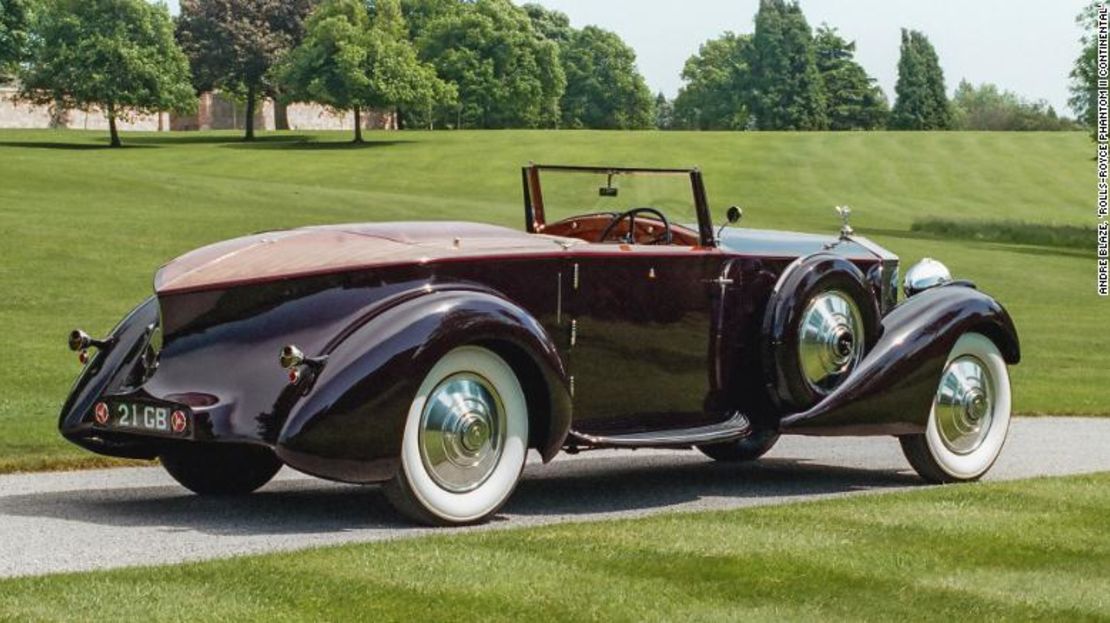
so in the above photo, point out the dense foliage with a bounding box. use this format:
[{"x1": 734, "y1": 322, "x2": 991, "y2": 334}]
[
  {"x1": 407, "y1": 0, "x2": 564, "y2": 129},
  {"x1": 814, "y1": 25, "x2": 887, "y2": 130},
  {"x1": 890, "y1": 29, "x2": 951, "y2": 130},
  {"x1": 654, "y1": 93, "x2": 674, "y2": 130},
  {"x1": 0, "y1": 0, "x2": 33, "y2": 82},
  {"x1": 746, "y1": 0, "x2": 827, "y2": 130},
  {"x1": 279, "y1": 0, "x2": 451, "y2": 140},
  {"x1": 17, "y1": 0, "x2": 194, "y2": 147},
  {"x1": 558, "y1": 25, "x2": 654, "y2": 129},
  {"x1": 952, "y1": 81, "x2": 1075, "y2": 131},
  {"x1": 175, "y1": 0, "x2": 316, "y2": 140},
  {"x1": 673, "y1": 33, "x2": 752, "y2": 130},
  {"x1": 521, "y1": 4, "x2": 653, "y2": 130},
  {"x1": 4, "y1": 0, "x2": 1079, "y2": 134},
  {"x1": 1069, "y1": 2, "x2": 1099, "y2": 135}
]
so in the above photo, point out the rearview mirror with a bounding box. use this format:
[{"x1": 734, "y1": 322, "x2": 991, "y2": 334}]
[{"x1": 599, "y1": 186, "x2": 619, "y2": 198}]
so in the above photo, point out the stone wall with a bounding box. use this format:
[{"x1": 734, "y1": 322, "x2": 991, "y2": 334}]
[
  {"x1": 0, "y1": 87, "x2": 395, "y2": 132},
  {"x1": 169, "y1": 92, "x2": 272, "y2": 131},
  {"x1": 284, "y1": 102, "x2": 397, "y2": 131},
  {"x1": 0, "y1": 85, "x2": 169, "y2": 130}
]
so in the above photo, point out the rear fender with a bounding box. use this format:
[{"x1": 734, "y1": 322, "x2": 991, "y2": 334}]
[
  {"x1": 58, "y1": 296, "x2": 162, "y2": 458},
  {"x1": 276, "y1": 287, "x2": 571, "y2": 484},
  {"x1": 780, "y1": 285, "x2": 1019, "y2": 435}
]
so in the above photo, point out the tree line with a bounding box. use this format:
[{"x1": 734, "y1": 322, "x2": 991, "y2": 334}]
[{"x1": 0, "y1": 0, "x2": 1087, "y2": 147}]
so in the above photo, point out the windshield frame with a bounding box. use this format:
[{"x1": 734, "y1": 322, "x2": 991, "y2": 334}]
[{"x1": 522, "y1": 164, "x2": 716, "y2": 247}]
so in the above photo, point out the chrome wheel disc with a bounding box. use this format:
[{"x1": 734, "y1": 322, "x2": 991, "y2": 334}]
[
  {"x1": 935, "y1": 355, "x2": 995, "y2": 455},
  {"x1": 418, "y1": 373, "x2": 506, "y2": 493},
  {"x1": 798, "y1": 291, "x2": 865, "y2": 392}
]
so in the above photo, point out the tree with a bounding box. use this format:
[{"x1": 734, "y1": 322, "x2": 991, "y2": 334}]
[
  {"x1": 397, "y1": 0, "x2": 456, "y2": 40},
  {"x1": 813, "y1": 25, "x2": 887, "y2": 130},
  {"x1": 414, "y1": 0, "x2": 565, "y2": 129},
  {"x1": 18, "y1": 0, "x2": 194, "y2": 147},
  {"x1": 522, "y1": 4, "x2": 652, "y2": 130},
  {"x1": 279, "y1": 0, "x2": 451, "y2": 141},
  {"x1": 0, "y1": 0, "x2": 34, "y2": 82},
  {"x1": 890, "y1": 29, "x2": 951, "y2": 130},
  {"x1": 673, "y1": 32, "x2": 752, "y2": 130},
  {"x1": 952, "y1": 80, "x2": 1075, "y2": 131},
  {"x1": 746, "y1": 0, "x2": 826, "y2": 130},
  {"x1": 521, "y1": 2, "x2": 572, "y2": 45},
  {"x1": 654, "y1": 93, "x2": 674, "y2": 130},
  {"x1": 176, "y1": 0, "x2": 315, "y2": 141},
  {"x1": 558, "y1": 25, "x2": 654, "y2": 129},
  {"x1": 1070, "y1": 2, "x2": 1099, "y2": 134}
]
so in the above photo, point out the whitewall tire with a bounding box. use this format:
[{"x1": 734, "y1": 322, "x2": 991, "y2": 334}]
[
  {"x1": 383, "y1": 346, "x2": 529, "y2": 526},
  {"x1": 901, "y1": 333, "x2": 1012, "y2": 483}
]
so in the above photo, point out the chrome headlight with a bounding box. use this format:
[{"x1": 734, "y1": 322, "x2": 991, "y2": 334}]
[{"x1": 903, "y1": 258, "x2": 952, "y2": 298}]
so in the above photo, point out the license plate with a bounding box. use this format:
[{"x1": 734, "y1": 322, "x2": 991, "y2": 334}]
[{"x1": 94, "y1": 400, "x2": 192, "y2": 437}]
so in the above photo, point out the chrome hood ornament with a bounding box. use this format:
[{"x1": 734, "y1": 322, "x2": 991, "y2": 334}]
[{"x1": 835, "y1": 205, "x2": 854, "y2": 239}]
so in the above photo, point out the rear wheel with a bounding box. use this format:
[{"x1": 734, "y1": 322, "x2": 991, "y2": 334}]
[
  {"x1": 161, "y1": 444, "x2": 282, "y2": 496},
  {"x1": 900, "y1": 333, "x2": 1012, "y2": 483},
  {"x1": 383, "y1": 346, "x2": 529, "y2": 526},
  {"x1": 697, "y1": 429, "x2": 780, "y2": 463}
]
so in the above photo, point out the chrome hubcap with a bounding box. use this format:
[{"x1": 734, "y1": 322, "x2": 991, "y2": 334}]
[
  {"x1": 935, "y1": 355, "x2": 995, "y2": 455},
  {"x1": 419, "y1": 373, "x2": 505, "y2": 493},
  {"x1": 798, "y1": 291, "x2": 865, "y2": 392}
]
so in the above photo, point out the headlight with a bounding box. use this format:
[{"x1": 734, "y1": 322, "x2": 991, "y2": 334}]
[{"x1": 903, "y1": 258, "x2": 952, "y2": 298}]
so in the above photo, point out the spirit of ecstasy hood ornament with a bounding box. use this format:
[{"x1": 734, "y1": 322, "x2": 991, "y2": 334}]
[{"x1": 835, "y1": 205, "x2": 854, "y2": 239}]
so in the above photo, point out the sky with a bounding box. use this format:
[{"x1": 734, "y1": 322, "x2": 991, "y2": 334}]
[{"x1": 160, "y1": 0, "x2": 1089, "y2": 115}]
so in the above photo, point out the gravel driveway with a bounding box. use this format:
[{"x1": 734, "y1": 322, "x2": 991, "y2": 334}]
[{"x1": 1, "y1": 416, "x2": 1107, "y2": 578}]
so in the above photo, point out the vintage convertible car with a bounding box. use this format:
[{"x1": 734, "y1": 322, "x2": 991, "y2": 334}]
[{"x1": 61, "y1": 165, "x2": 1019, "y2": 525}]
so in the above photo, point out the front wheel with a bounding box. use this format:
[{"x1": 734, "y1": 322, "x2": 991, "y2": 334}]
[
  {"x1": 161, "y1": 444, "x2": 282, "y2": 496},
  {"x1": 383, "y1": 346, "x2": 529, "y2": 526},
  {"x1": 900, "y1": 333, "x2": 1012, "y2": 483}
]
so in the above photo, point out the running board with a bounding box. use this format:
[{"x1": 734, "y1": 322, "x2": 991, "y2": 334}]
[{"x1": 568, "y1": 412, "x2": 752, "y2": 449}]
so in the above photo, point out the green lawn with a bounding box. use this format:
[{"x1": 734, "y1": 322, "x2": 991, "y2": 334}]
[
  {"x1": 0, "y1": 129, "x2": 1104, "y2": 474},
  {"x1": 1, "y1": 473, "x2": 1107, "y2": 621}
]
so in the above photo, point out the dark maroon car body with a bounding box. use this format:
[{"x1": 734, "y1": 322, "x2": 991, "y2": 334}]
[{"x1": 60, "y1": 165, "x2": 1020, "y2": 487}]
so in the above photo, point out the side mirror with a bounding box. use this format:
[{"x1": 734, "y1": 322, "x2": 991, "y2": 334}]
[{"x1": 717, "y1": 206, "x2": 743, "y2": 243}]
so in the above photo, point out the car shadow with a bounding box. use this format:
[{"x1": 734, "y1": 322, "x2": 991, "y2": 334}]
[
  {"x1": 506, "y1": 455, "x2": 920, "y2": 517},
  {"x1": 0, "y1": 455, "x2": 922, "y2": 537}
]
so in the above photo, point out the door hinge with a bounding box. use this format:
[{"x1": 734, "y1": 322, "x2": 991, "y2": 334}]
[
  {"x1": 570, "y1": 319, "x2": 578, "y2": 347},
  {"x1": 556, "y1": 272, "x2": 563, "y2": 324},
  {"x1": 573, "y1": 263, "x2": 580, "y2": 290}
]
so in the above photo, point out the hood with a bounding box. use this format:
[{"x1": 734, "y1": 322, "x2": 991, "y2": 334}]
[
  {"x1": 155, "y1": 222, "x2": 571, "y2": 295},
  {"x1": 718, "y1": 228, "x2": 886, "y2": 261}
]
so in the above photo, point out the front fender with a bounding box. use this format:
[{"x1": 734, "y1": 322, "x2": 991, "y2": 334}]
[
  {"x1": 780, "y1": 285, "x2": 1019, "y2": 435},
  {"x1": 276, "y1": 286, "x2": 571, "y2": 484}
]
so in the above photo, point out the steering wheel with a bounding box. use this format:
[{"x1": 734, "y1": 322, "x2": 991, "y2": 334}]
[{"x1": 597, "y1": 207, "x2": 673, "y2": 245}]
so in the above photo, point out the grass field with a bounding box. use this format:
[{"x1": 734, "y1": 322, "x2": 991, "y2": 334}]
[
  {"x1": 1, "y1": 473, "x2": 1106, "y2": 621},
  {"x1": 0, "y1": 129, "x2": 1104, "y2": 473}
]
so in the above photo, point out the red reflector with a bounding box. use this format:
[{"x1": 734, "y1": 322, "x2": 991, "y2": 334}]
[
  {"x1": 93, "y1": 402, "x2": 109, "y2": 425},
  {"x1": 288, "y1": 368, "x2": 301, "y2": 385},
  {"x1": 171, "y1": 410, "x2": 187, "y2": 433},
  {"x1": 78, "y1": 350, "x2": 89, "y2": 365}
]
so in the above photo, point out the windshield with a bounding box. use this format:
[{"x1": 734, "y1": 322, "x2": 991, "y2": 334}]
[{"x1": 535, "y1": 169, "x2": 701, "y2": 230}]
